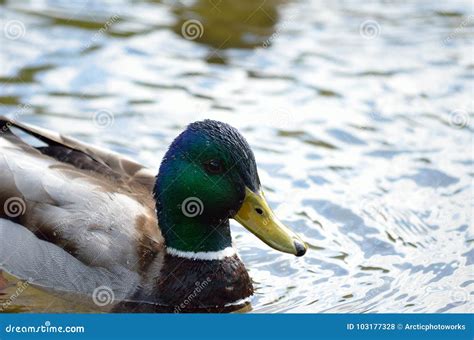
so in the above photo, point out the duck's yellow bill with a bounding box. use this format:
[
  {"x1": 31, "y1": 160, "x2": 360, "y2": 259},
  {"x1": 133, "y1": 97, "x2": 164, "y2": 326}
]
[{"x1": 234, "y1": 187, "x2": 307, "y2": 257}]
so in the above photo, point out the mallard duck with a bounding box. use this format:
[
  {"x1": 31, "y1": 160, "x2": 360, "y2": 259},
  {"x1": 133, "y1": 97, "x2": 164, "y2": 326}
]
[{"x1": 0, "y1": 116, "x2": 306, "y2": 312}]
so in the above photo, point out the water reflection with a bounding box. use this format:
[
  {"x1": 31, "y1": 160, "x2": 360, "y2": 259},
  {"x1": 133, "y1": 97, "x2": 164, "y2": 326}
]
[
  {"x1": 172, "y1": 0, "x2": 282, "y2": 57},
  {"x1": 0, "y1": 0, "x2": 472, "y2": 313}
]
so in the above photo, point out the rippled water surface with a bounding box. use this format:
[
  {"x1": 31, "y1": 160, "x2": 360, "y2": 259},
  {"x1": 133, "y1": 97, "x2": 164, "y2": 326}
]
[{"x1": 0, "y1": 0, "x2": 473, "y2": 313}]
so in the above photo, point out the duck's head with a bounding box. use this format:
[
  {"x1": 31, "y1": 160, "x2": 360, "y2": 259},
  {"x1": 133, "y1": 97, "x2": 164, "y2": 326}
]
[{"x1": 154, "y1": 120, "x2": 306, "y2": 257}]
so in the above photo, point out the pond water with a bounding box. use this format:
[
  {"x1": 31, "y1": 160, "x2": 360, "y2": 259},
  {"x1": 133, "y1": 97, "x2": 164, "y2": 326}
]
[{"x1": 0, "y1": 0, "x2": 472, "y2": 313}]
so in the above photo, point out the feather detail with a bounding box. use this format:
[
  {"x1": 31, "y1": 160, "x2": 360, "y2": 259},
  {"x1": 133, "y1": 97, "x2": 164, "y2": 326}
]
[
  {"x1": 0, "y1": 219, "x2": 141, "y2": 309},
  {"x1": 0, "y1": 116, "x2": 156, "y2": 191},
  {"x1": 0, "y1": 115, "x2": 164, "y2": 298}
]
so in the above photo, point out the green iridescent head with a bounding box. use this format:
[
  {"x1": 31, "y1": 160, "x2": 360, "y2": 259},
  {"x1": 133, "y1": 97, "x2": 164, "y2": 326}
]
[{"x1": 154, "y1": 120, "x2": 306, "y2": 256}]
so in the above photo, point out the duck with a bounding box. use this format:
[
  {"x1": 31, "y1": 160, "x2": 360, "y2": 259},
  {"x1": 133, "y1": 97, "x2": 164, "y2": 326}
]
[{"x1": 0, "y1": 116, "x2": 306, "y2": 312}]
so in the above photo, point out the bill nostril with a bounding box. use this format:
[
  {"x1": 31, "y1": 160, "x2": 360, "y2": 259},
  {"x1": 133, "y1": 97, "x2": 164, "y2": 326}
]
[{"x1": 255, "y1": 208, "x2": 263, "y2": 215}]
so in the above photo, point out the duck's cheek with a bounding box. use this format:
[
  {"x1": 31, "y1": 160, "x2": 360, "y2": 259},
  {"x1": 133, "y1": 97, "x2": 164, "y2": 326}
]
[
  {"x1": 198, "y1": 183, "x2": 241, "y2": 216},
  {"x1": 199, "y1": 198, "x2": 236, "y2": 220}
]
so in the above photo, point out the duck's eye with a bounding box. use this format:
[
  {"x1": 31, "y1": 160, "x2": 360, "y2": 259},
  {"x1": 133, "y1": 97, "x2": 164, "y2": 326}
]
[{"x1": 204, "y1": 159, "x2": 224, "y2": 175}]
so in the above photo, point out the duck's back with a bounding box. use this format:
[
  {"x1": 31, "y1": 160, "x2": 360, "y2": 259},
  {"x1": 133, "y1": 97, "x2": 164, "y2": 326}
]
[{"x1": 0, "y1": 117, "x2": 164, "y2": 306}]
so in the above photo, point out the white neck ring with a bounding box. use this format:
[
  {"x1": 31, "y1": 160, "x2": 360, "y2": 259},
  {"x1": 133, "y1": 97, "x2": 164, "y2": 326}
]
[{"x1": 166, "y1": 246, "x2": 236, "y2": 261}]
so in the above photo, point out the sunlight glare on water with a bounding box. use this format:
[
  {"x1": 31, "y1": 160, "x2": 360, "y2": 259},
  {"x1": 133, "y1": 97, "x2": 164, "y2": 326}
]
[{"x1": 0, "y1": 0, "x2": 472, "y2": 313}]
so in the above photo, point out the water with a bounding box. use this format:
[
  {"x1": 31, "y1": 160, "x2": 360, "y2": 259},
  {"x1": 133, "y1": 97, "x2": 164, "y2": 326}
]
[{"x1": 0, "y1": 0, "x2": 472, "y2": 313}]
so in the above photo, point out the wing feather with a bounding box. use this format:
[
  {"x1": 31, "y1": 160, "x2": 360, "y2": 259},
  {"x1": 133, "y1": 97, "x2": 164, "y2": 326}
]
[
  {"x1": 0, "y1": 116, "x2": 156, "y2": 191},
  {"x1": 0, "y1": 219, "x2": 140, "y2": 307},
  {"x1": 0, "y1": 116, "x2": 163, "y2": 274}
]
